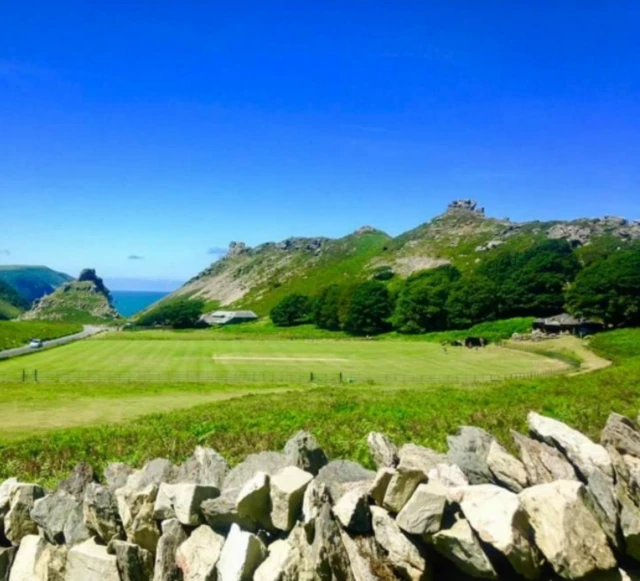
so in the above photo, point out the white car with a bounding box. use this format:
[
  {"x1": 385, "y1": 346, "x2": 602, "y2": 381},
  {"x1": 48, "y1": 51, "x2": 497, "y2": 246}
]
[{"x1": 29, "y1": 339, "x2": 43, "y2": 349}]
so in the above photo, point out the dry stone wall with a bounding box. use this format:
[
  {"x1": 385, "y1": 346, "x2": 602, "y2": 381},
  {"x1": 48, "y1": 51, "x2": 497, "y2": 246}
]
[{"x1": 1, "y1": 412, "x2": 640, "y2": 580}]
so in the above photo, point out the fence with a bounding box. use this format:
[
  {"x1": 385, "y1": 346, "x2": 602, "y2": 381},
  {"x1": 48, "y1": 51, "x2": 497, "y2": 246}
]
[{"x1": 0, "y1": 368, "x2": 566, "y2": 386}]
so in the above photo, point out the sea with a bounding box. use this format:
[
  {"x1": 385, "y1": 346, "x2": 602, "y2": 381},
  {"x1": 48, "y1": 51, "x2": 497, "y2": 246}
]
[{"x1": 110, "y1": 290, "x2": 169, "y2": 317}]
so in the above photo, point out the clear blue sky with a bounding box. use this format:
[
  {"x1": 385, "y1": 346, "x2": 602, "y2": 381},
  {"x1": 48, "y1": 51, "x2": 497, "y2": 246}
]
[{"x1": 1, "y1": 2, "x2": 639, "y2": 289}]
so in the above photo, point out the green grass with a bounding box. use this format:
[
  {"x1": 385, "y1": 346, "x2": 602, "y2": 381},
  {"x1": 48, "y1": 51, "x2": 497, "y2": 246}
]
[
  {"x1": 0, "y1": 299, "x2": 23, "y2": 321},
  {"x1": 0, "y1": 328, "x2": 637, "y2": 487},
  {"x1": 0, "y1": 330, "x2": 564, "y2": 384},
  {"x1": 0, "y1": 321, "x2": 83, "y2": 351}
]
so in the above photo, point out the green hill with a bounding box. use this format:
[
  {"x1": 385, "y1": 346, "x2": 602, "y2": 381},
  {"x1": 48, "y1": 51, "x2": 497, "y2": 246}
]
[
  {"x1": 0, "y1": 279, "x2": 29, "y2": 319},
  {"x1": 21, "y1": 269, "x2": 120, "y2": 323},
  {"x1": 0, "y1": 265, "x2": 73, "y2": 304},
  {"x1": 148, "y1": 200, "x2": 640, "y2": 317}
]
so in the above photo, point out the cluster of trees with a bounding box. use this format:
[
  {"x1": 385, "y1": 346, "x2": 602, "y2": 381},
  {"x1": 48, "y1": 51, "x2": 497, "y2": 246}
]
[
  {"x1": 136, "y1": 298, "x2": 205, "y2": 329},
  {"x1": 270, "y1": 240, "x2": 640, "y2": 335}
]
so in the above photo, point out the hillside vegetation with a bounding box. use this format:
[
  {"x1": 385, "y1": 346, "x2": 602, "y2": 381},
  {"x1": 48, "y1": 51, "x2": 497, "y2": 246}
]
[
  {"x1": 0, "y1": 327, "x2": 637, "y2": 485},
  {"x1": 0, "y1": 279, "x2": 29, "y2": 319},
  {"x1": 21, "y1": 268, "x2": 120, "y2": 323},
  {"x1": 146, "y1": 200, "x2": 640, "y2": 323},
  {"x1": 0, "y1": 321, "x2": 82, "y2": 350},
  {"x1": 0, "y1": 265, "x2": 72, "y2": 304}
]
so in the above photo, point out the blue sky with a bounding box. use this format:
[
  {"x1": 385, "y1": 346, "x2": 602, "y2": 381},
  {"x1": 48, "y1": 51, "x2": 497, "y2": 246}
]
[{"x1": 1, "y1": 2, "x2": 639, "y2": 289}]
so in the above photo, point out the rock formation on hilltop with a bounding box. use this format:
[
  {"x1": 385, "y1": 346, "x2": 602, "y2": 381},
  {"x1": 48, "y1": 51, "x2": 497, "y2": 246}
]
[{"x1": 21, "y1": 269, "x2": 119, "y2": 322}]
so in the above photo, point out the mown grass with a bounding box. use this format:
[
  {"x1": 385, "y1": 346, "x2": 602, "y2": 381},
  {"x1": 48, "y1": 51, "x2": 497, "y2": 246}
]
[
  {"x1": 0, "y1": 321, "x2": 83, "y2": 351},
  {"x1": 0, "y1": 329, "x2": 637, "y2": 487},
  {"x1": 0, "y1": 332, "x2": 563, "y2": 385}
]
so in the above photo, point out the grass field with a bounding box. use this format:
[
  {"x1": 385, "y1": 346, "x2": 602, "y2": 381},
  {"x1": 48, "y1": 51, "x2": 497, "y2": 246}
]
[
  {"x1": 0, "y1": 321, "x2": 83, "y2": 351},
  {"x1": 0, "y1": 329, "x2": 636, "y2": 487},
  {"x1": 0, "y1": 330, "x2": 567, "y2": 384}
]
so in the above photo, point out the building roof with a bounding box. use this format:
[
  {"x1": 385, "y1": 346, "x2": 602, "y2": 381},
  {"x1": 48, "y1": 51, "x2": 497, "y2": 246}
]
[
  {"x1": 534, "y1": 313, "x2": 599, "y2": 326},
  {"x1": 200, "y1": 310, "x2": 258, "y2": 324}
]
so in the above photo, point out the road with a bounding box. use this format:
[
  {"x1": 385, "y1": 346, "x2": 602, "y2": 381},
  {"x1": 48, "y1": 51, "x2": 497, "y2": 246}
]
[{"x1": 0, "y1": 325, "x2": 105, "y2": 360}]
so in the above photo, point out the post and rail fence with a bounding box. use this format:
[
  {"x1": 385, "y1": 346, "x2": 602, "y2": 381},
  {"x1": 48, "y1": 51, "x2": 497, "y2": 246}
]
[{"x1": 0, "y1": 367, "x2": 566, "y2": 386}]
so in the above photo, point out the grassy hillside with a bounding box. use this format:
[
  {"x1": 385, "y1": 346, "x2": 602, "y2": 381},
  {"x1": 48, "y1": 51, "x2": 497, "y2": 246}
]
[
  {"x1": 0, "y1": 321, "x2": 82, "y2": 350},
  {"x1": 0, "y1": 328, "x2": 637, "y2": 485},
  {"x1": 0, "y1": 279, "x2": 29, "y2": 319},
  {"x1": 0, "y1": 265, "x2": 72, "y2": 303},
  {"x1": 154, "y1": 201, "x2": 640, "y2": 318}
]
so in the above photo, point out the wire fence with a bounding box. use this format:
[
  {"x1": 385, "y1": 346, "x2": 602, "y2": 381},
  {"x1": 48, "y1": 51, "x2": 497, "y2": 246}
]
[{"x1": 0, "y1": 368, "x2": 566, "y2": 385}]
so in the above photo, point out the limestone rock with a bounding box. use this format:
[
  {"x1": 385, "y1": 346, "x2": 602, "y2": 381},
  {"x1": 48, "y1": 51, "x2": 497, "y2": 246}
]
[
  {"x1": 0, "y1": 479, "x2": 18, "y2": 543},
  {"x1": 382, "y1": 467, "x2": 427, "y2": 514},
  {"x1": 175, "y1": 446, "x2": 229, "y2": 488},
  {"x1": 61, "y1": 503, "x2": 91, "y2": 547},
  {"x1": 301, "y1": 480, "x2": 330, "y2": 524},
  {"x1": 270, "y1": 467, "x2": 313, "y2": 532},
  {"x1": 432, "y1": 518, "x2": 497, "y2": 579},
  {"x1": 450, "y1": 484, "x2": 541, "y2": 580},
  {"x1": 447, "y1": 426, "x2": 525, "y2": 490},
  {"x1": 315, "y1": 461, "x2": 375, "y2": 503},
  {"x1": 4, "y1": 484, "x2": 45, "y2": 545},
  {"x1": 216, "y1": 524, "x2": 267, "y2": 581},
  {"x1": 426, "y1": 463, "x2": 468, "y2": 488},
  {"x1": 306, "y1": 503, "x2": 354, "y2": 581},
  {"x1": 368, "y1": 468, "x2": 394, "y2": 507},
  {"x1": 30, "y1": 491, "x2": 89, "y2": 547},
  {"x1": 107, "y1": 540, "x2": 154, "y2": 581},
  {"x1": 83, "y1": 483, "x2": 122, "y2": 544},
  {"x1": 601, "y1": 412, "x2": 640, "y2": 458},
  {"x1": 154, "y1": 483, "x2": 219, "y2": 526},
  {"x1": 201, "y1": 493, "x2": 256, "y2": 535},
  {"x1": 511, "y1": 431, "x2": 578, "y2": 485},
  {"x1": 65, "y1": 537, "x2": 120, "y2": 581},
  {"x1": 105, "y1": 463, "x2": 135, "y2": 492},
  {"x1": 222, "y1": 452, "x2": 288, "y2": 495},
  {"x1": 31, "y1": 491, "x2": 79, "y2": 544},
  {"x1": 176, "y1": 525, "x2": 224, "y2": 581},
  {"x1": 332, "y1": 481, "x2": 371, "y2": 533},
  {"x1": 519, "y1": 480, "x2": 616, "y2": 580},
  {"x1": 0, "y1": 547, "x2": 17, "y2": 581},
  {"x1": 153, "y1": 518, "x2": 187, "y2": 581},
  {"x1": 367, "y1": 433, "x2": 398, "y2": 469},
  {"x1": 608, "y1": 447, "x2": 640, "y2": 561},
  {"x1": 253, "y1": 539, "x2": 300, "y2": 581},
  {"x1": 283, "y1": 431, "x2": 328, "y2": 476},
  {"x1": 396, "y1": 482, "x2": 446, "y2": 536},
  {"x1": 370, "y1": 506, "x2": 430, "y2": 581},
  {"x1": 528, "y1": 412, "x2": 618, "y2": 544},
  {"x1": 397, "y1": 444, "x2": 447, "y2": 477},
  {"x1": 126, "y1": 459, "x2": 178, "y2": 492},
  {"x1": 236, "y1": 472, "x2": 271, "y2": 530},
  {"x1": 57, "y1": 463, "x2": 97, "y2": 501},
  {"x1": 486, "y1": 440, "x2": 529, "y2": 492},
  {"x1": 34, "y1": 543, "x2": 68, "y2": 581},
  {"x1": 7, "y1": 535, "x2": 45, "y2": 581},
  {"x1": 116, "y1": 484, "x2": 160, "y2": 554},
  {"x1": 339, "y1": 530, "x2": 389, "y2": 581}
]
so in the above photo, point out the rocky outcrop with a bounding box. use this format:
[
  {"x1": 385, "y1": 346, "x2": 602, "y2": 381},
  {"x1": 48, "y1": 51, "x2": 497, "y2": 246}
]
[
  {"x1": 21, "y1": 268, "x2": 119, "y2": 321},
  {"x1": 2, "y1": 411, "x2": 640, "y2": 580}
]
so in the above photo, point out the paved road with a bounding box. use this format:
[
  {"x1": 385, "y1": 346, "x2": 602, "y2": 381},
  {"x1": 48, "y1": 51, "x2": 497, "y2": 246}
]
[{"x1": 0, "y1": 325, "x2": 105, "y2": 360}]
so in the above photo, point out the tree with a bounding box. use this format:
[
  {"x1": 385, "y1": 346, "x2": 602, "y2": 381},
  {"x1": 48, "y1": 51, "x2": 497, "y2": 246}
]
[
  {"x1": 343, "y1": 281, "x2": 393, "y2": 335},
  {"x1": 478, "y1": 240, "x2": 580, "y2": 317},
  {"x1": 137, "y1": 298, "x2": 205, "y2": 328},
  {"x1": 446, "y1": 275, "x2": 499, "y2": 329},
  {"x1": 313, "y1": 285, "x2": 343, "y2": 330},
  {"x1": 392, "y1": 265, "x2": 460, "y2": 333},
  {"x1": 566, "y1": 249, "x2": 640, "y2": 327},
  {"x1": 271, "y1": 294, "x2": 312, "y2": 327}
]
